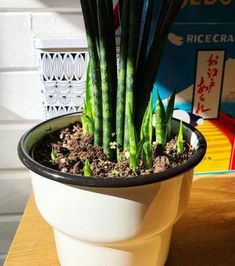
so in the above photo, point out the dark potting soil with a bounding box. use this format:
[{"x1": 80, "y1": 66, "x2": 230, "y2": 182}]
[{"x1": 33, "y1": 122, "x2": 195, "y2": 178}]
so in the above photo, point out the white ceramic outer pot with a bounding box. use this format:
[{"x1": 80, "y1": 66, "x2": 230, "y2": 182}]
[{"x1": 18, "y1": 113, "x2": 206, "y2": 266}]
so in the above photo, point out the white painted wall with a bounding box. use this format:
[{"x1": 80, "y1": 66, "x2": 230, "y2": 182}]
[{"x1": 0, "y1": 1, "x2": 86, "y2": 264}]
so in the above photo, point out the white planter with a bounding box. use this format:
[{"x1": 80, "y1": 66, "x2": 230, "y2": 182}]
[
  {"x1": 35, "y1": 38, "x2": 88, "y2": 119},
  {"x1": 18, "y1": 113, "x2": 206, "y2": 266}
]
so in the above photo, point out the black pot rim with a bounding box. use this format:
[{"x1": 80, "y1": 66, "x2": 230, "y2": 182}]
[{"x1": 18, "y1": 113, "x2": 207, "y2": 188}]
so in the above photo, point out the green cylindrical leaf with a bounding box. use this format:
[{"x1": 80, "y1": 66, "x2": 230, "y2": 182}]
[
  {"x1": 137, "y1": 0, "x2": 154, "y2": 71},
  {"x1": 116, "y1": 0, "x2": 130, "y2": 160},
  {"x1": 135, "y1": 0, "x2": 183, "y2": 131},
  {"x1": 81, "y1": 114, "x2": 89, "y2": 134},
  {"x1": 82, "y1": 115, "x2": 94, "y2": 134},
  {"x1": 166, "y1": 89, "x2": 176, "y2": 139},
  {"x1": 83, "y1": 159, "x2": 93, "y2": 177},
  {"x1": 86, "y1": 60, "x2": 95, "y2": 119},
  {"x1": 140, "y1": 94, "x2": 153, "y2": 143},
  {"x1": 88, "y1": 0, "x2": 100, "y2": 53},
  {"x1": 143, "y1": 141, "x2": 152, "y2": 169},
  {"x1": 82, "y1": 60, "x2": 95, "y2": 134},
  {"x1": 155, "y1": 90, "x2": 167, "y2": 147},
  {"x1": 118, "y1": 0, "x2": 123, "y2": 16},
  {"x1": 136, "y1": 138, "x2": 145, "y2": 160},
  {"x1": 177, "y1": 120, "x2": 184, "y2": 154},
  {"x1": 97, "y1": 0, "x2": 116, "y2": 157},
  {"x1": 50, "y1": 147, "x2": 57, "y2": 161},
  {"x1": 105, "y1": 0, "x2": 117, "y2": 131},
  {"x1": 81, "y1": 0, "x2": 102, "y2": 146},
  {"x1": 124, "y1": 0, "x2": 144, "y2": 151},
  {"x1": 128, "y1": 103, "x2": 138, "y2": 170}
]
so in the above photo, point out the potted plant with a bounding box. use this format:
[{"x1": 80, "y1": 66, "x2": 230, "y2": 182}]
[{"x1": 18, "y1": 1, "x2": 206, "y2": 266}]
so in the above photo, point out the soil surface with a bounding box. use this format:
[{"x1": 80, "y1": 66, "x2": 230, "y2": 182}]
[{"x1": 33, "y1": 122, "x2": 195, "y2": 178}]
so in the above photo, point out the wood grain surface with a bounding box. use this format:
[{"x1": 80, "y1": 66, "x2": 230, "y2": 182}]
[{"x1": 4, "y1": 174, "x2": 235, "y2": 266}]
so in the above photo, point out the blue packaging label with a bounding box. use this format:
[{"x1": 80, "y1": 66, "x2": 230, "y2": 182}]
[{"x1": 153, "y1": 8, "x2": 235, "y2": 119}]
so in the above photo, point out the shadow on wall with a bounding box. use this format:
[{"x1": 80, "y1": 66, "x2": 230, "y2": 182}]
[
  {"x1": 33, "y1": 1, "x2": 85, "y2": 42},
  {"x1": 38, "y1": 0, "x2": 81, "y2": 10},
  {"x1": 0, "y1": 106, "x2": 25, "y2": 120}
]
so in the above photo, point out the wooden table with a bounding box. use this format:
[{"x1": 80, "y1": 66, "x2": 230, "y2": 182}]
[{"x1": 4, "y1": 174, "x2": 235, "y2": 266}]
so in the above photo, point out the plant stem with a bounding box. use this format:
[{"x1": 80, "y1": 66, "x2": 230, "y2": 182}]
[
  {"x1": 81, "y1": 0, "x2": 102, "y2": 146},
  {"x1": 116, "y1": 0, "x2": 130, "y2": 160}
]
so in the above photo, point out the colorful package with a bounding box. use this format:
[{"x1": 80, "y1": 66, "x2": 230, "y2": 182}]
[{"x1": 154, "y1": 1, "x2": 235, "y2": 173}]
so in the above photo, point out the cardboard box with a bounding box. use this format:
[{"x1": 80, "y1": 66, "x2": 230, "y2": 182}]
[{"x1": 154, "y1": 1, "x2": 235, "y2": 172}]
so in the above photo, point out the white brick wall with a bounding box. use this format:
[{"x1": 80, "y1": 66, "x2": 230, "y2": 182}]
[
  {"x1": 0, "y1": 1, "x2": 85, "y2": 264},
  {"x1": 0, "y1": 13, "x2": 33, "y2": 69},
  {"x1": 32, "y1": 13, "x2": 85, "y2": 38},
  {"x1": 0, "y1": 0, "x2": 81, "y2": 11},
  {"x1": 0, "y1": 72, "x2": 43, "y2": 120}
]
